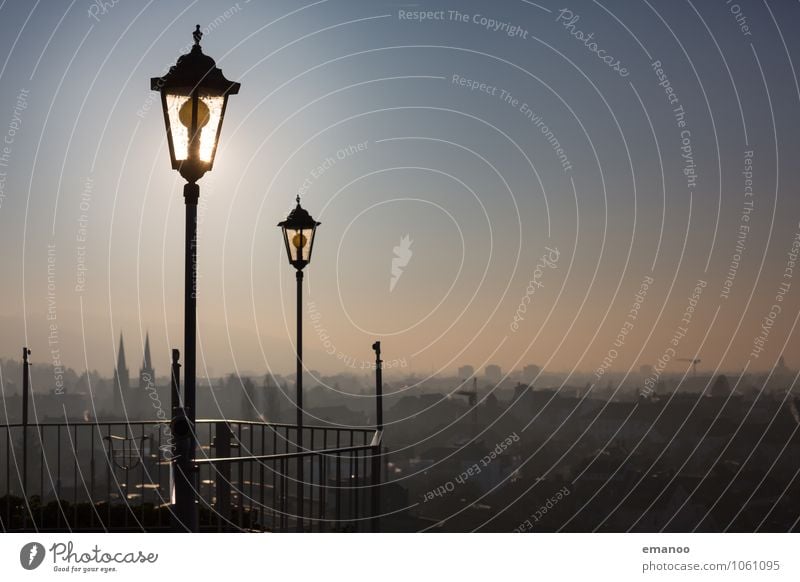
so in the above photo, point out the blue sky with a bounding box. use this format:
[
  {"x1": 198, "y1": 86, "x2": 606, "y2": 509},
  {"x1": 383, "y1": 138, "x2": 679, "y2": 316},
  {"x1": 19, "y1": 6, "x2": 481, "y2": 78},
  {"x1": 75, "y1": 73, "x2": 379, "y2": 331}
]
[{"x1": 0, "y1": 0, "x2": 799, "y2": 383}]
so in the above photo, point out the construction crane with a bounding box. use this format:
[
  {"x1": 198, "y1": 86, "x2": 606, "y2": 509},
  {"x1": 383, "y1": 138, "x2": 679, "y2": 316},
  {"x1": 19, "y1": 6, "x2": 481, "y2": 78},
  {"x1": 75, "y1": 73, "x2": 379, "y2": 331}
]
[
  {"x1": 456, "y1": 377, "x2": 479, "y2": 426},
  {"x1": 677, "y1": 358, "x2": 701, "y2": 377}
]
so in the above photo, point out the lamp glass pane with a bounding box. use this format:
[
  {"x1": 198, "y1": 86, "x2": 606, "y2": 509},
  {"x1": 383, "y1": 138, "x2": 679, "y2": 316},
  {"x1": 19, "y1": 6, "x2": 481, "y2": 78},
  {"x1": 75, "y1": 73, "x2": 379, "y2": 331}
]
[
  {"x1": 165, "y1": 93, "x2": 224, "y2": 164},
  {"x1": 165, "y1": 93, "x2": 191, "y2": 161},
  {"x1": 198, "y1": 94, "x2": 224, "y2": 163},
  {"x1": 289, "y1": 227, "x2": 315, "y2": 263}
]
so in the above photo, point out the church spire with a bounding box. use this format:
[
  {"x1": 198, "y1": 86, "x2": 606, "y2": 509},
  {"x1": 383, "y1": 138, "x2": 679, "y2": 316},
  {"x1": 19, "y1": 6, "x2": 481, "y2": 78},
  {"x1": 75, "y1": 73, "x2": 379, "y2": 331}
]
[
  {"x1": 142, "y1": 332, "x2": 152, "y2": 370},
  {"x1": 139, "y1": 331, "x2": 155, "y2": 400},
  {"x1": 113, "y1": 332, "x2": 131, "y2": 414},
  {"x1": 117, "y1": 333, "x2": 128, "y2": 374}
]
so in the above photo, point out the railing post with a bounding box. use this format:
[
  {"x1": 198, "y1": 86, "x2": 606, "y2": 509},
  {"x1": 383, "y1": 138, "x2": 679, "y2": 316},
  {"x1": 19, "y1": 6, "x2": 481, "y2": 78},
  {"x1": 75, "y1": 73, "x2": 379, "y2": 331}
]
[
  {"x1": 169, "y1": 349, "x2": 180, "y2": 514},
  {"x1": 170, "y1": 349, "x2": 181, "y2": 416},
  {"x1": 21, "y1": 346, "x2": 30, "y2": 526},
  {"x1": 214, "y1": 421, "x2": 232, "y2": 530},
  {"x1": 372, "y1": 341, "x2": 383, "y2": 431},
  {"x1": 371, "y1": 341, "x2": 383, "y2": 532}
]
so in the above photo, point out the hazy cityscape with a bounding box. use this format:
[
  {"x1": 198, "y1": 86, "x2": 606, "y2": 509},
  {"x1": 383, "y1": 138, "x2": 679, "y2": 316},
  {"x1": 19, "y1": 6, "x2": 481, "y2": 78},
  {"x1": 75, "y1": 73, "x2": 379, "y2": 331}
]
[{"x1": 3, "y1": 341, "x2": 797, "y2": 532}]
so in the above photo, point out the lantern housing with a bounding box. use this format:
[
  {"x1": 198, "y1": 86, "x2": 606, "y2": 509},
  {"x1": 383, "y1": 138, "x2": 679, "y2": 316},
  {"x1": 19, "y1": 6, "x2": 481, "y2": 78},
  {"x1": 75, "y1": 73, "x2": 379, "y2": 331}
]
[
  {"x1": 150, "y1": 25, "x2": 240, "y2": 183},
  {"x1": 278, "y1": 196, "x2": 320, "y2": 270}
]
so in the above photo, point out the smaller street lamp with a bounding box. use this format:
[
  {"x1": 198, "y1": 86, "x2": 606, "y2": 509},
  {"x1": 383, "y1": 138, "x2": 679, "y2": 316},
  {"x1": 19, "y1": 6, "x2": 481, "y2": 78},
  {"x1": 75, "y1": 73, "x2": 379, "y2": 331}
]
[{"x1": 278, "y1": 195, "x2": 320, "y2": 530}]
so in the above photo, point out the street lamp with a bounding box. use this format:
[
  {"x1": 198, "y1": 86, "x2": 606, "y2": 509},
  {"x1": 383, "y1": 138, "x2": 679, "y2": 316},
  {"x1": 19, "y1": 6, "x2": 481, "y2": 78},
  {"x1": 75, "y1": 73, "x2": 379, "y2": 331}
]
[
  {"x1": 278, "y1": 195, "x2": 320, "y2": 530},
  {"x1": 151, "y1": 25, "x2": 240, "y2": 532}
]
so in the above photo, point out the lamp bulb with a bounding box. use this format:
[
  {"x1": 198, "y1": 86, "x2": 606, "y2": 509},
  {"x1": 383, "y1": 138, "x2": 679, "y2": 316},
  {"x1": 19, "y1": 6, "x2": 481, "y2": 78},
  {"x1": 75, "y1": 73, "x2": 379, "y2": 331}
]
[
  {"x1": 178, "y1": 98, "x2": 210, "y2": 129},
  {"x1": 292, "y1": 232, "x2": 307, "y2": 249}
]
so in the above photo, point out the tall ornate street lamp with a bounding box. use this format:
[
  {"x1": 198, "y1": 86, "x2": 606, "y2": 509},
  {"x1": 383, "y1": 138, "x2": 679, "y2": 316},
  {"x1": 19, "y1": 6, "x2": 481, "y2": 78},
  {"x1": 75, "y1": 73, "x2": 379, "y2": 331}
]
[
  {"x1": 278, "y1": 195, "x2": 320, "y2": 530},
  {"x1": 151, "y1": 25, "x2": 240, "y2": 531}
]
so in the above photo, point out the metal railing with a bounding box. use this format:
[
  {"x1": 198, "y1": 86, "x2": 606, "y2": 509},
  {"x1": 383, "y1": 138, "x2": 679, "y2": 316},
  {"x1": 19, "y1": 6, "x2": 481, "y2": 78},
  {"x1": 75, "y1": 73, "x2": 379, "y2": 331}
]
[{"x1": 0, "y1": 419, "x2": 381, "y2": 532}]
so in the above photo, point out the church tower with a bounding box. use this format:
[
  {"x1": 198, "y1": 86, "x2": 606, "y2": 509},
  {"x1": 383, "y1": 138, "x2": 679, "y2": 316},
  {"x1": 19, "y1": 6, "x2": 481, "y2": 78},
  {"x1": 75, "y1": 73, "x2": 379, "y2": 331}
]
[
  {"x1": 112, "y1": 333, "x2": 130, "y2": 413},
  {"x1": 137, "y1": 332, "x2": 156, "y2": 419},
  {"x1": 139, "y1": 332, "x2": 155, "y2": 391}
]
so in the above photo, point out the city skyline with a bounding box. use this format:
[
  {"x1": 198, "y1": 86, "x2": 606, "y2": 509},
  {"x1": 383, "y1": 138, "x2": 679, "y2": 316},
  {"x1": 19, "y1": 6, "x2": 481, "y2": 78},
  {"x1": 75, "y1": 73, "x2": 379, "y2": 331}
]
[{"x1": 1, "y1": 328, "x2": 794, "y2": 388}]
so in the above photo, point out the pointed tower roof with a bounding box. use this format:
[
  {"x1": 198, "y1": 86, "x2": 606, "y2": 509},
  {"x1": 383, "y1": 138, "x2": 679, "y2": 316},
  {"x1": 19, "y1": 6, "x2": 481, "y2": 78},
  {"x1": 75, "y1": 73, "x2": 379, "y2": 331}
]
[
  {"x1": 117, "y1": 333, "x2": 128, "y2": 373},
  {"x1": 142, "y1": 332, "x2": 152, "y2": 370}
]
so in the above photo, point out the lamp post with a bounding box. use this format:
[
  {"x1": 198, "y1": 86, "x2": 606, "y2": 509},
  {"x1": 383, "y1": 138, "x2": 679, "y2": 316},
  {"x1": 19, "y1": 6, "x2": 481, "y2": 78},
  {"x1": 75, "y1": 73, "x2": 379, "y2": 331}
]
[
  {"x1": 278, "y1": 195, "x2": 320, "y2": 531},
  {"x1": 151, "y1": 25, "x2": 240, "y2": 532}
]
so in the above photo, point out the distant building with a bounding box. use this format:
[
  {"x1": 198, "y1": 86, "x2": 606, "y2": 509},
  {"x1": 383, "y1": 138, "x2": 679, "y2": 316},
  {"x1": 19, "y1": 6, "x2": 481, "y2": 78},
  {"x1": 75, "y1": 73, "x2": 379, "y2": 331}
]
[
  {"x1": 775, "y1": 355, "x2": 791, "y2": 377},
  {"x1": 241, "y1": 377, "x2": 256, "y2": 419},
  {"x1": 522, "y1": 364, "x2": 541, "y2": 385},
  {"x1": 711, "y1": 375, "x2": 732, "y2": 397},
  {"x1": 264, "y1": 376, "x2": 282, "y2": 421},
  {"x1": 457, "y1": 365, "x2": 475, "y2": 379},
  {"x1": 485, "y1": 364, "x2": 501, "y2": 383},
  {"x1": 640, "y1": 364, "x2": 654, "y2": 377},
  {"x1": 484, "y1": 391, "x2": 499, "y2": 414}
]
